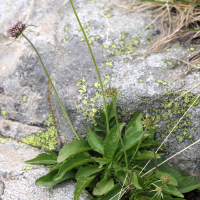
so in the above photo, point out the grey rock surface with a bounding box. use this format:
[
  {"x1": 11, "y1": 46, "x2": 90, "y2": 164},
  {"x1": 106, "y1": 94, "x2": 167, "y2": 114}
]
[{"x1": 0, "y1": 0, "x2": 200, "y2": 199}]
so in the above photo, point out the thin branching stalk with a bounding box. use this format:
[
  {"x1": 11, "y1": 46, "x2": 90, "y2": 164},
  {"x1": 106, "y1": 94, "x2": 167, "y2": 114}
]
[
  {"x1": 139, "y1": 93, "x2": 200, "y2": 174},
  {"x1": 110, "y1": 185, "x2": 129, "y2": 200},
  {"x1": 141, "y1": 138, "x2": 200, "y2": 177},
  {"x1": 69, "y1": 0, "x2": 110, "y2": 135},
  {"x1": 112, "y1": 97, "x2": 128, "y2": 169},
  {"x1": 118, "y1": 173, "x2": 128, "y2": 200},
  {"x1": 22, "y1": 33, "x2": 80, "y2": 141}
]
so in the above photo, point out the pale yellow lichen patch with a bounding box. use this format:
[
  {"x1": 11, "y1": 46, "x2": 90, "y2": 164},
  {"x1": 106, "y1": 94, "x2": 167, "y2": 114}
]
[
  {"x1": 23, "y1": 166, "x2": 33, "y2": 170},
  {"x1": 176, "y1": 135, "x2": 184, "y2": 143},
  {"x1": 103, "y1": 6, "x2": 111, "y2": 11},
  {"x1": 132, "y1": 38, "x2": 139, "y2": 46},
  {"x1": 81, "y1": 77, "x2": 86, "y2": 83},
  {"x1": 1, "y1": 111, "x2": 6, "y2": 116},
  {"x1": 22, "y1": 96, "x2": 27, "y2": 102},
  {"x1": 0, "y1": 138, "x2": 7, "y2": 144},
  {"x1": 105, "y1": 14, "x2": 112, "y2": 18},
  {"x1": 94, "y1": 82, "x2": 100, "y2": 88},
  {"x1": 106, "y1": 62, "x2": 113, "y2": 66}
]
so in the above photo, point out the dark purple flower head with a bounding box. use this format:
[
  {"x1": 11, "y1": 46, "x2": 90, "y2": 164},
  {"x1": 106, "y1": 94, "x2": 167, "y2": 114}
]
[{"x1": 10, "y1": 21, "x2": 26, "y2": 38}]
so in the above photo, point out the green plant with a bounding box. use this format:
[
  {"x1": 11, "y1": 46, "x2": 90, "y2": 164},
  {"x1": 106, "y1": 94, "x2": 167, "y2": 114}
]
[
  {"x1": 9, "y1": 1, "x2": 200, "y2": 199},
  {"x1": 25, "y1": 99, "x2": 200, "y2": 199}
]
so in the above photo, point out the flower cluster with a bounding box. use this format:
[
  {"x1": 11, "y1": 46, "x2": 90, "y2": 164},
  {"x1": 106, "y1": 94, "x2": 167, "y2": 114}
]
[
  {"x1": 143, "y1": 118, "x2": 154, "y2": 129},
  {"x1": 10, "y1": 21, "x2": 25, "y2": 38},
  {"x1": 105, "y1": 88, "x2": 118, "y2": 98}
]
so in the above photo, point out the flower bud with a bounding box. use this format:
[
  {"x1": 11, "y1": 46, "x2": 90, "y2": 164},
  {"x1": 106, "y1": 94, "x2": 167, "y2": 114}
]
[
  {"x1": 11, "y1": 32, "x2": 16, "y2": 37},
  {"x1": 10, "y1": 21, "x2": 26, "y2": 38},
  {"x1": 143, "y1": 118, "x2": 154, "y2": 129},
  {"x1": 156, "y1": 187, "x2": 162, "y2": 193},
  {"x1": 161, "y1": 174, "x2": 171, "y2": 185},
  {"x1": 105, "y1": 88, "x2": 118, "y2": 98}
]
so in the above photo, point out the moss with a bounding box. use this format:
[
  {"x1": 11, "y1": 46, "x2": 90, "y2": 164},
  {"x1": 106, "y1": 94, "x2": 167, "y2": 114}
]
[{"x1": 1, "y1": 111, "x2": 6, "y2": 116}]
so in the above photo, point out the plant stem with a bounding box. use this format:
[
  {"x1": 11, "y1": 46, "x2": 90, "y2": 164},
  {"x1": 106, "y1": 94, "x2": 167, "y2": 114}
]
[
  {"x1": 112, "y1": 97, "x2": 128, "y2": 168},
  {"x1": 22, "y1": 33, "x2": 80, "y2": 141},
  {"x1": 131, "y1": 129, "x2": 147, "y2": 161},
  {"x1": 69, "y1": 0, "x2": 110, "y2": 135}
]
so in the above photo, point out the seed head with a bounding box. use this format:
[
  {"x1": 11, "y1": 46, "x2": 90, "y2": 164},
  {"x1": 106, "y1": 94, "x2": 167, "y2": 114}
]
[
  {"x1": 161, "y1": 174, "x2": 171, "y2": 185},
  {"x1": 10, "y1": 21, "x2": 26, "y2": 38},
  {"x1": 143, "y1": 118, "x2": 154, "y2": 129},
  {"x1": 105, "y1": 88, "x2": 118, "y2": 98}
]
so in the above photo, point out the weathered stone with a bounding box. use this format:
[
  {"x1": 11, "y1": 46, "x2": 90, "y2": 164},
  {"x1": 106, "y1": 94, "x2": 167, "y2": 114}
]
[{"x1": 0, "y1": 0, "x2": 200, "y2": 199}]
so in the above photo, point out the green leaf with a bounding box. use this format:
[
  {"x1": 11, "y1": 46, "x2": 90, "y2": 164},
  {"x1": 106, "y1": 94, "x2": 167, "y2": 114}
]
[
  {"x1": 74, "y1": 176, "x2": 96, "y2": 200},
  {"x1": 54, "y1": 153, "x2": 92, "y2": 181},
  {"x1": 95, "y1": 118, "x2": 106, "y2": 128},
  {"x1": 131, "y1": 172, "x2": 142, "y2": 189},
  {"x1": 123, "y1": 131, "x2": 150, "y2": 150},
  {"x1": 126, "y1": 111, "x2": 143, "y2": 130},
  {"x1": 35, "y1": 169, "x2": 74, "y2": 187},
  {"x1": 107, "y1": 96, "x2": 116, "y2": 121},
  {"x1": 87, "y1": 125, "x2": 104, "y2": 155},
  {"x1": 92, "y1": 157, "x2": 112, "y2": 167},
  {"x1": 45, "y1": 150, "x2": 57, "y2": 159},
  {"x1": 156, "y1": 182, "x2": 184, "y2": 198},
  {"x1": 75, "y1": 166, "x2": 104, "y2": 180},
  {"x1": 104, "y1": 123, "x2": 125, "y2": 159},
  {"x1": 25, "y1": 153, "x2": 57, "y2": 164},
  {"x1": 145, "y1": 159, "x2": 186, "y2": 181},
  {"x1": 101, "y1": 183, "x2": 125, "y2": 200},
  {"x1": 116, "y1": 171, "x2": 129, "y2": 187},
  {"x1": 133, "y1": 150, "x2": 161, "y2": 160},
  {"x1": 57, "y1": 140, "x2": 91, "y2": 163},
  {"x1": 93, "y1": 178, "x2": 114, "y2": 196},
  {"x1": 155, "y1": 171, "x2": 178, "y2": 186},
  {"x1": 177, "y1": 177, "x2": 200, "y2": 193}
]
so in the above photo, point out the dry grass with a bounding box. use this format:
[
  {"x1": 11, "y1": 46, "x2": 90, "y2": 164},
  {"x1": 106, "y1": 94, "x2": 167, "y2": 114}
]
[{"x1": 110, "y1": 0, "x2": 200, "y2": 53}]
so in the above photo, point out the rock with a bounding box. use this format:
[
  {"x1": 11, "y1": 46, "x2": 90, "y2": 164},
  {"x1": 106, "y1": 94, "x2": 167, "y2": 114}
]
[
  {"x1": 0, "y1": 0, "x2": 200, "y2": 199},
  {"x1": 0, "y1": 140, "x2": 90, "y2": 200}
]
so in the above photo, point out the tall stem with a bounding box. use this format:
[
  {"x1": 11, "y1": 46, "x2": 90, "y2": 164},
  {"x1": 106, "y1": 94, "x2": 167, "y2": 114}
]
[
  {"x1": 69, "y1": 0, "x2": 110, "y2": 135},
  {"x1": 113, "y1": 97, "x2": 128, "y2": 168},
  {"x1": 131, "y1": 129, "x2": 147, "y2": 161},
  {"x1": 22, "y1": 33, "x2": 80, "y2": 141}
]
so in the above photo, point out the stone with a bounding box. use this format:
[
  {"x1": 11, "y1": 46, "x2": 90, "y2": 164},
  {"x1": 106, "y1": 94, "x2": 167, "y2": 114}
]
[{"x1": 0, "y1": 0, "x2": 200, "y2": 199}]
